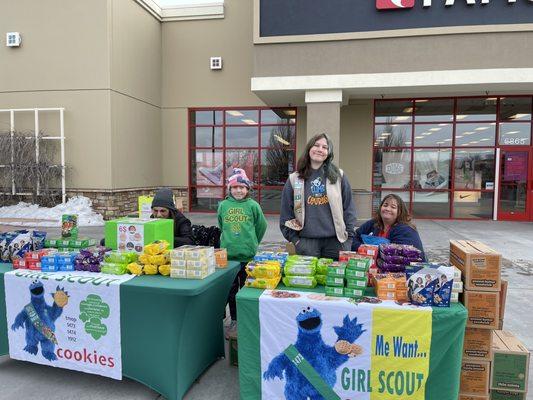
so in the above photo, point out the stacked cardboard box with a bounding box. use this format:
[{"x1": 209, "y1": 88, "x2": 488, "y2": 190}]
[
  {"x1": 490, "y1": 330, "x2": 530, "y2": 399},
  {"x1": 450, "y1": 241, "x2": 501, "y2": 399}
]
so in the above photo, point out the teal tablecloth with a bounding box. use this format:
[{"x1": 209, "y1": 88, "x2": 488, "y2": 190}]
[
  {"x1": 0, "y1": 261, "x2": 240, "y2": 400},
  {"x1": 237, "y1": 285, "x2": 468, "y2": 400}
]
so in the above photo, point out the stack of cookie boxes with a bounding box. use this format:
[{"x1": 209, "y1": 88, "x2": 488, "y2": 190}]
[
  {"x1": 169, "y1": 245, "x2": 216, "y2": 279},
  {"x1": 450, "y1": 241, "x2": 505, "y2": 400}
]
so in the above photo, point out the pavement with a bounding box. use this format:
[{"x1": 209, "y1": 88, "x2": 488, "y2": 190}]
[{"x1": 1, "y1": 215, "x2": 533, "y2": 399}]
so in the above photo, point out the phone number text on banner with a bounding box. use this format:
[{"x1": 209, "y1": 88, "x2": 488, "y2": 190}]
[
  {"x1": 4, "y1": 269, "x2": 134, "y2": 380},
  {"x1": 259, "y1": 290, "x2": 432, "y2": 400}
]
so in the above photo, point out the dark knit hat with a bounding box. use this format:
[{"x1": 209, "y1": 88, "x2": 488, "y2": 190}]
[{"x1": 151, "y1": 188, "x2": 177, "y2": 212}]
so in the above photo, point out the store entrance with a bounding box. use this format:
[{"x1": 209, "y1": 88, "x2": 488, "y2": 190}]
[{"x1": 497, "y1": 149, "x2": 532, "y2": 221}]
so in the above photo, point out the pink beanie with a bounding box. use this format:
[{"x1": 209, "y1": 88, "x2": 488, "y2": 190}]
[{"x1": 227, "y1": 168, "x2": 252, "y2": 189}]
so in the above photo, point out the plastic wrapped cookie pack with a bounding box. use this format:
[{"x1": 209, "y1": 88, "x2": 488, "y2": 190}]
[
  {"x1": 377, "y1": 244, "x2": 423, "y2": 273},
  {"x1": 125, "y1": 240, "x2": 172, "y2": 276},
  {"x1": 169, "y1": 245, "x2": 215, "y2": 279},
  {"x1": 282, "y1": 255, "x2": 318, "y2": 289}
]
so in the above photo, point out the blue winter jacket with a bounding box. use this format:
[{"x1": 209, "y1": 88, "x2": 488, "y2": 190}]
[{"x1": 351, "y1": 219, "x2": 426, "y2": 261}]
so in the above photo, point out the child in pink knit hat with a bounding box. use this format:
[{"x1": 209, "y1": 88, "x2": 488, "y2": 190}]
[{"x1": 218, "y1": 167, "x2": 266, "y2": 338}]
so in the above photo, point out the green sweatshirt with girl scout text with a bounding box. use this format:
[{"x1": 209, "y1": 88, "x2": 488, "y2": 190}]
[{"x1": 217, "y1": 196, "x2": 267, "y2": 262}]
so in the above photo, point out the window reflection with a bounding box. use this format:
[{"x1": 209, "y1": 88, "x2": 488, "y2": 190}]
[
  {"x1": 374, "y1": 124, "x2": 412, "y2": 147},
  {"x1": 414, "y1": 150, "x2": 451, "y2": 190}
]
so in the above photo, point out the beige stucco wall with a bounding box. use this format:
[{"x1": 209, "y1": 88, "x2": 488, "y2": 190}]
[
  {"x1": 0, "y1": 0, "x2": 112, "y2": 190},
  {"x1": 111, "y1": 0, "x2": 161, "y2": 107},
  {"x1": 340, "y1": 101, "x2": 373, "y2": 192},
  {"x1": 110, "y1": 92, "x2": 161, "y2": 188},
  {"x1": 0, "y1": 91, "x2": 112, "y2": 189},
  {"x1": 161, "y1": 0, "x2": 268, "y2": 187},
  {"x1": 108, "y1": 0, "x2": 163, "y2": 189},
  {"x1": 0, "y1": 0, "x2": 110, "y2": 91},
  {"x1": 254, "y1": 32, "x2": 533, "y2": 78},
  {"x1": 161, "y1": 108, "x2": 188, "y2": 187}
]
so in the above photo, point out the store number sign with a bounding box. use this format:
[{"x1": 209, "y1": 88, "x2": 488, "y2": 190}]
[{"x1": 503, "y1": 137, "x2": 528, "y2": 145}]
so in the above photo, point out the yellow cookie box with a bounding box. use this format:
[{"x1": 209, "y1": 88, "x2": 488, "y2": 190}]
[
  {"x1": 158, "y1": 264, "x2": 170, "y2": 276},
  {"x1": 245, "y1": 262, "x2": 281, "y2": 279},
  {"x1": 169, "y1": 245, "x2": 197, "y2": 260},
  {"x1": 187, "y1": 259, "x2": 210, "y2": 270},
  {"x1": 139, "y1": 254, "x2": 151, "y2": 265},
  {"x1": 150, "y1": 253, "x2": 170, "y2": 266},
  {"x1": 170, "y1": 268, "x2": 187, "y2": 278},
  {"x1": 144, "y1": 240, "x2": 170, "y2": 256},
  {"x1": 170, "y1": 259, "x2": 187, "y2": 268},
  {"x1": 143, "y1": 264, "x2": 159, "y2": 275},
  {"x1": 186, "y1": 269, "x2": 212, "y2": 279}
]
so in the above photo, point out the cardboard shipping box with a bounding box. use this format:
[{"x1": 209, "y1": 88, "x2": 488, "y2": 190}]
[
  {"x1": 450, "y1": 240, "x2": 501, "y2": 292},
  {"x1": 490, "y1": 390, "x2": 526, "y2": 400},
  {"x1": 498, "y1": 280, "x2": 508, "y2": 330},
  {"x1": 460, "y1": 360, "x2": 491, "y2": 396},
  {"x1": 491, "y1": 331, "x2": 530, "y2": 393},
  {"x1": 464, "y1": 290, "x2": 500, "y2": 330},
  {"x1": 464, "y1": 328, "x2": 493, "y2": 361}
]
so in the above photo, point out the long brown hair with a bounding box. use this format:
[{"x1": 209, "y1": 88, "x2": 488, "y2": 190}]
[
  {"x1": 296, "y1": 133, "x2": 340, "y2": 183},
  {"x1": 374, "y1": 194, "x2": 416, "y2": 231}
]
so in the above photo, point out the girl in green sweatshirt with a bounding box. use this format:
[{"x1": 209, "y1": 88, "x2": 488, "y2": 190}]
[{"x1": 218, "y1": 168, "x2": 267, "y2": 337}]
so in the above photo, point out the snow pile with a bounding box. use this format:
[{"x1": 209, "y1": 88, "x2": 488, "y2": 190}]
[{"x1": 0, "y1": 196, "x2": 104, "y2": 227}]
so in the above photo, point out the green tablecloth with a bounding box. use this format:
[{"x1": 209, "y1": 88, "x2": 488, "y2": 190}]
[
  {"x1": 0, "y1": 262, "x2": 240, "y2": 400},
  {"x1": 237, "y1": 284, "x2": 467, "y2": 400}
]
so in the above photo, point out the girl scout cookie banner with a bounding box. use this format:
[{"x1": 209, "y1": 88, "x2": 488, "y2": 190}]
[
  {"x1": 4, "y1": 269, "x2": 134, "y2": 380},
  {"x1": 259, "y1": 290, "x2": 432, "y2": 400}
]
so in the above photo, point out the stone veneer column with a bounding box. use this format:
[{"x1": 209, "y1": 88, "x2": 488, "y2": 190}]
[{"x1": 305, "y1": 90, "x2": 344, "y2": 162}]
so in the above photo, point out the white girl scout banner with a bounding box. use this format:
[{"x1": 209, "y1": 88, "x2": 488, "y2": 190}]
[
  {"x1": 259, "y1": 290, "x2": 433, "y2": 400},
  {"x1": 4, "y1": 269, "x2": 134, "y2": 380}
]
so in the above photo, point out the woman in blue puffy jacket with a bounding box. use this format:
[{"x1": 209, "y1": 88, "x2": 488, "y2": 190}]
[{"x1": 352, "y1": 194, "x2": 425, "y2": 260}]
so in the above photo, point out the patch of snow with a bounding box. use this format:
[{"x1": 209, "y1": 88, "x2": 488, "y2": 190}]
[{"x1": 0, "y1": 196, "x2": 104, "y2": 227}]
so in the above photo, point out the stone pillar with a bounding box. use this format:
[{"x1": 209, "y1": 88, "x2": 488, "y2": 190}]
[{"x1": 305, "y1": 90, "x2": 343, "y2": 161}]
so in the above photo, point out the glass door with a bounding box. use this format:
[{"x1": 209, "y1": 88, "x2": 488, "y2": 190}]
[{"x1": 498, "y1": 149, "x2": 531, "y2": 220}]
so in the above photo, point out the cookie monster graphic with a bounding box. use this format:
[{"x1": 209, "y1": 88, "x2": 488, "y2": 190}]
[
  {"x1": 264, "y1": 307, "x2": 365, "y2": 400},
  {"x1": 11, "y1": 280, "x2": 69, "y2": 361}
]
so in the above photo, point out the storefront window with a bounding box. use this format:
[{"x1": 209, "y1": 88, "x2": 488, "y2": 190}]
[
  {"x1": 261, "y1": 125, "x2": 295, "y2": 148},
  {"x1": 225, "y1": 109, "x2": 259, "y2": 125},
  {"x1": 453, "y1": 192, "x2": 494, "y2": 219},
  {"x1": 454, "y1": 149, "x2": 495, "y2": 190},
  {"x1": 374, "y1": 124, "x2": 412, "y2": 147},
  {"x1": 413, "y1": 150, "x2": 451, "y2": 190},
  {"x1": 414, "y1": 99, "x2": 454, "y2": 122},
  {"x1": 414, "y1": 124, "x2": 453, "y2": 147},
  {"x1": 499, "y1": 122, "x2": 531, "y2": 146},
  {"x1": 191, "y1": 110, "x2": 223, "y2": 125},
  {"x1": 372, "y1": 96, "x2": 531, "y2": 219},
  {"x1": 226, "y1": 126, "x2": 259, "y2": 147},
  {"x1": 375, "y1": 100, "x2": 413, "y2": 123},
  {"x1": 373, "y1": 149, "x2": 411, "y2": 189},
  {"x1": 190, "y1": 127, "x2": 223, "y2": 148},
  {"x1": 412, "y1": 191, "x2": 451, "y2": 218},
  {"x1": 189, "y1": 108, "x2": 297, "y2": 212},
  {"x1": 499, "y1": 97, "x2": 532, "y2": 121},
  {"x1": 455, "y1": 123, "x2": 496, "y2": 147},
  {"x1": 456, "y1": 98, "x2": 496, "y2": 121}
]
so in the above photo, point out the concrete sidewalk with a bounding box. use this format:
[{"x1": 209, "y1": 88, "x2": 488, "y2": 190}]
[{"x1": 1, "y1": 216, "x2": 532, "y2": 399}]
